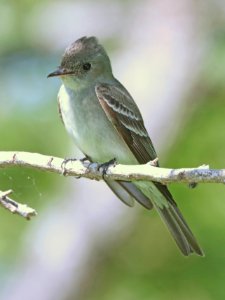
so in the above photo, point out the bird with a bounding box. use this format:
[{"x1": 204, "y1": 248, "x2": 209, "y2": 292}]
[{"x1": 48, "y1": 36, "x2": 203, "y2": 256}]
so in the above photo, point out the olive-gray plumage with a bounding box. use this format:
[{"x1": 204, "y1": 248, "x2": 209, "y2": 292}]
[{"x1": 48, "y1": 36, "x2": 203, "y2": 256}]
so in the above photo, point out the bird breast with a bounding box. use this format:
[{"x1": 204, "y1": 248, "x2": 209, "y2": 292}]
[{"x1": 58, "y1": 84, "x2": 135, "y2": 164}]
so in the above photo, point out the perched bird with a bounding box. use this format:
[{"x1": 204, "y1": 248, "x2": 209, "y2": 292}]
[{"x1": 48, "y1": 36, "x2": 203, "y2": 256}]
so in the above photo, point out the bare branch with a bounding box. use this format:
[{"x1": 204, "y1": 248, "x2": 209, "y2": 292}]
[
  {"x1": 0, "y1": 189, "x2": 37, "y2": 220},
  {"x1": 0, "y1": 151, "x2": 224, "y2": 219},
  {"x1": 0, "y1": 151, "x2": 224, "y2": 184}
]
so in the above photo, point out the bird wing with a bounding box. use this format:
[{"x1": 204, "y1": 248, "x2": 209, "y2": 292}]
[
  {"x1": 95, "y1": 82, "x2": 176, "y2": 203},
  {"x1": 95, "y1": 82, "x2": 158, "y2": 164},
  {"x1": 95, "y1": 82, "x2": 154, "y2": 209},
  {"x1": 95, "y1": 82, "x2": 173, "y2": 203}
]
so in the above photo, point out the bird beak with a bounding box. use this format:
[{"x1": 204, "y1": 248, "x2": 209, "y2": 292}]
[{"x1": 47, "y1": 67, "x2": 74, "y2": 78}]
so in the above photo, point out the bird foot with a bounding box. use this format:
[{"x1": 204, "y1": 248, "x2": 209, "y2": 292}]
[
  {"x1": 97, "y1": 158, "x2": 117, "y2": 178},
  {"x1": 80, "y1": 156, "x2": 90, "y2": 163},
  {"x1": 61, "y1": 157, "x2": 89, "y2": 178}
]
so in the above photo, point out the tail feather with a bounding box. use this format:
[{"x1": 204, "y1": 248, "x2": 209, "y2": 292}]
[
  {"x1": 152, "y1": 182, "x2": 204, "y2": 256},
  {"x1": 119, "y1": 181, "x2": 153, "y2": 210},
  {"x1": 106, "y1": 178, "x2": 203, "y2": 256},
  {"x1": 156, "y1": 206, "x2": 192, "y2": 255},
  {"x1": 169, "y1": 204, "x2": 204, "y2": 256},
  {"x1": 105, "y1": 179, "x2": 135, "y2": 207},
  {"x1": 154, "y1": 200, "x2": 204, "y2": 256},
  {"x1": 105, "y1": 179, "x2": 153, "y2": 209},
  {"x1": 134, "y1": 181, "x2": 204, "y2": 256}
]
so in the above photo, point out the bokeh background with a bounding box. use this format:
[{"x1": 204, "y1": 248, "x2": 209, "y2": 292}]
[{"x1": 0, "y1": 0, "x2": 225, "y2": 299}]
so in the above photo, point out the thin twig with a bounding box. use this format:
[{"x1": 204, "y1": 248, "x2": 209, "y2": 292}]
[{"x1": 0, "y1": 189, "x2": 37, "y2": 220}]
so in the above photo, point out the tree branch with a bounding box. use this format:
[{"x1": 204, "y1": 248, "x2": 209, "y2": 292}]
[
  {"x1": 0, "y1": 190, "x2": 37, "y2": 220},
  {"x1": 0, "y1": 151, "x2": 224, "y2": 184},
  {"x1": 1, "y1": 151, "x2": 224, "y2": 219}
]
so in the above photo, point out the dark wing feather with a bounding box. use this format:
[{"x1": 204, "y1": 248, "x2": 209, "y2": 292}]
[
  {"x1": 105, "y1": 179, "x2": 153, "y2": 210},
  {"x1": 119, "y1": 181, "x2": 153, "y2": 209},
  {"x1": 95, "y1": 83, "x2": 154, "y2": 210},
  {"x1": 95, "y1": 83, "x2": 157, "y2": 164},
  {"x1": 105, "y1": 179, "x2": 135, "y2": 207},
  {"x1": 95, "y1": 82, "x2": 203, "y2": 256}
]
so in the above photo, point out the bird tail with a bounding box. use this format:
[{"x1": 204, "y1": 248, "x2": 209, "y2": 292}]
[
  {"x1": 136, "y1": 181, "x2": 204, "y2": 256},
  {"x1": 106, "y1": 177, "x2": 203, "y2": 256},
  {"x1": 155, "y1": 199, "x2": 204, "y2": 256}
]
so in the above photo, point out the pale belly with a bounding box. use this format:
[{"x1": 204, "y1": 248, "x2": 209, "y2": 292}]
[{"x1": 58, "y1": 84, "x2": 137, "y2": 164}]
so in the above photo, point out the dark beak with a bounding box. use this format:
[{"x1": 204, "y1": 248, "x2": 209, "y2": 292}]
[{"x1": 47, "y1": 67, "x2": 74, "y2": 78}]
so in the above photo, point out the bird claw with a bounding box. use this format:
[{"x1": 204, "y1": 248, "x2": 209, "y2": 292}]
[
  {"x1": 80, "y1": 156, "x2": 90, "y2": 163},
  {"x1": 61, "y1": 157, "x2": 86, "y2": 178},
  {"x1": 97, "y1": 158, "x2": 117, "y2": 178}
]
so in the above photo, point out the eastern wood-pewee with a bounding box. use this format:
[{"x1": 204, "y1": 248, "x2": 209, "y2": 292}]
[{"x1": 48, "y1": 36, "x2": 203, "y2": 256}]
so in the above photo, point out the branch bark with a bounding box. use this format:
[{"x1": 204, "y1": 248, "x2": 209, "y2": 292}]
[
  {"x1": 0, "y1": 189, "x2": 37, "y2": 220},
  {"x1": 0, "y1": 150, "x2": 224, "y2": 219},
  {"x1": 0, "y1": 151, "x2": 224, "y2": 184}
]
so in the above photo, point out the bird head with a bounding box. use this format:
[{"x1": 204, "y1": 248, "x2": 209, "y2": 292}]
[{"x1": 48, "y1": 36, "x2": 112, "y2": 87}]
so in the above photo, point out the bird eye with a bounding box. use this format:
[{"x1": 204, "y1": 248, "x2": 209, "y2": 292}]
[{"x1": 82, "y1": 63, "x2": 91, "y2": 71}]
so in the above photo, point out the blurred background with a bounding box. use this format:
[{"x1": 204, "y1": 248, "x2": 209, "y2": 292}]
[{"x1": 0, "y1": 0, "x2": 225, "y2": 299}]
